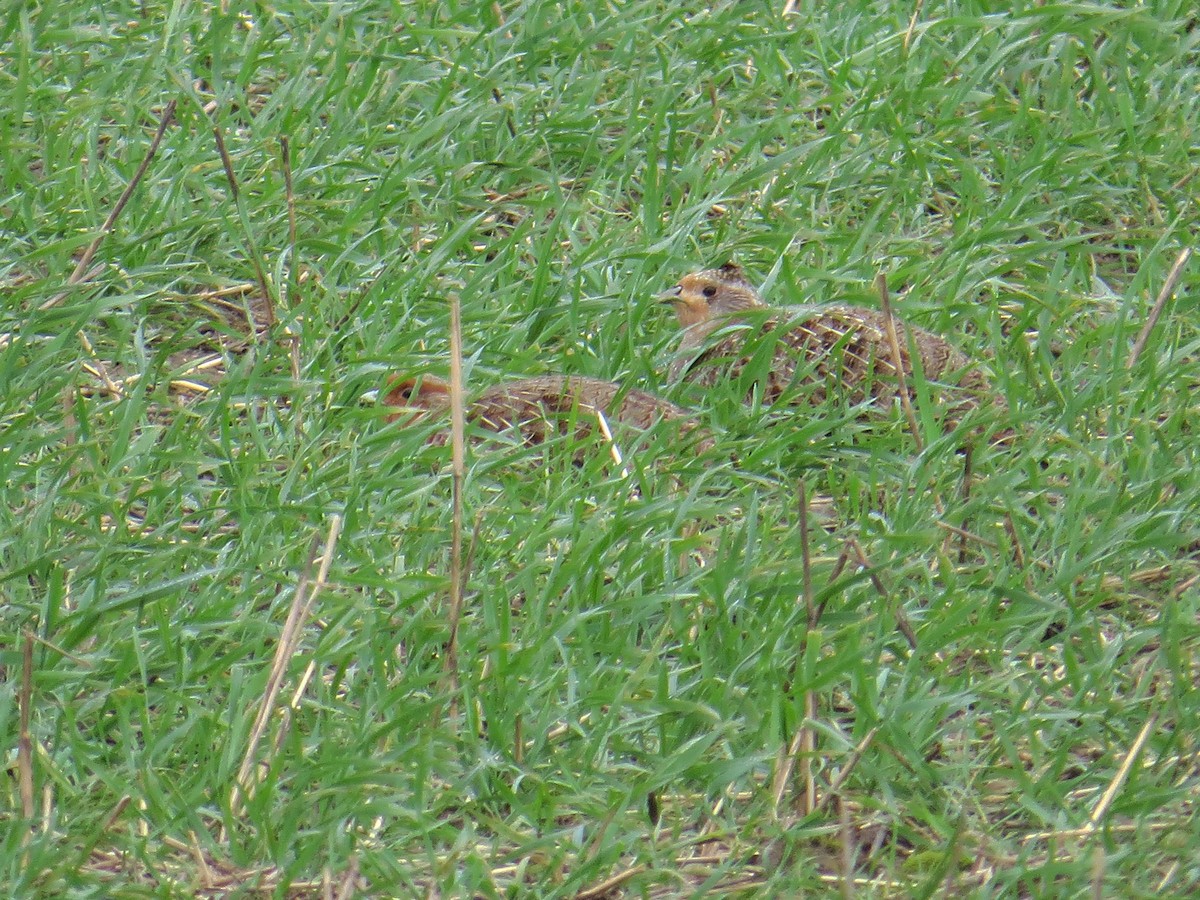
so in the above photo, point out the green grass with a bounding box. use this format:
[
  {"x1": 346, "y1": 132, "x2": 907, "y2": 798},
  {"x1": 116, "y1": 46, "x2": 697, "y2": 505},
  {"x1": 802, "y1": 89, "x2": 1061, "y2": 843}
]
[{"x1": 3, "y1": 0, "x2": 1198, "y2": 895}]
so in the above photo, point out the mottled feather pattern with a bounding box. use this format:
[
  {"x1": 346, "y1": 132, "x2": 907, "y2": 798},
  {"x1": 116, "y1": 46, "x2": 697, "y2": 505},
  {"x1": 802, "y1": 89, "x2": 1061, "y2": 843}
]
[
  {"x1": 386, "y1": 374, "x2": 710, "y2": 451},
  {"x1": 665, "y1": 266, "x2": 999, "y2": 425}
]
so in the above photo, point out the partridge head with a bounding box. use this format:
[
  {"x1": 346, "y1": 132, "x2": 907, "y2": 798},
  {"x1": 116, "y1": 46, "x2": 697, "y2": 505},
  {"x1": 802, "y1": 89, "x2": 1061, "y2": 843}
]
[
  {"x1": 382, "y1": 375, "x2": 451, "y2": 422},
  {"x1": 658, "y1": 262, "x2": 764, "y2": 327}
]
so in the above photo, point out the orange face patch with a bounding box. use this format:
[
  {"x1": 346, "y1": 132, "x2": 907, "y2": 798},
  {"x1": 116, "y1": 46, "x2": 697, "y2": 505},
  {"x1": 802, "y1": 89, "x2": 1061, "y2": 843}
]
[
  {"x1": 383, "y1": 375, "x2": 450, "y2": 422},
  {"x1": 670, "y1": 275, "x2": 720, "y2": 326}
]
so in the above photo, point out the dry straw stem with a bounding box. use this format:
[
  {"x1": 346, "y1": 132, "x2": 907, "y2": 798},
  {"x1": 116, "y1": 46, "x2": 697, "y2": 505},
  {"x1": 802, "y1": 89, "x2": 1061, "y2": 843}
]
[
  {"x1": 19, "y1": 632, "x2": 35, "y2": 821},
  {"x1": 768, "y1": 698, "x2": 819, "y2": 817},
  {"x1": 268, "y1": 659, "x2": 318, "y2": 762},
  {"x1": 800, "y1": 481, "x2": 815, "y2": 626},
  {"x1": 230, "y1": 514, "x2": 343, "y2": 816},
  {"x1": 1084, "y1": 711, "x2": 1158, "y2": 833},
  {"x1": 801, "y1": 690, "x2": 817, "y2": 814},
  {"x1": 770, "y1": 489, "x2": 829, "y2": 820},
  {"x1": 839, "y1": 795, "x2": 854, "y2": 899},
  {"x1": 40, "y1": 100, "x2": 177, "y2": 311},
  {"x1": 772, "y1": 725, "x2": 882, "y2": 864},
  {"x1": 78, "y1": 334, "x2": 121, "y2": 396},
  {"x1": 445, "y1": 293, "x2": 466, "y2": 695},
  {"x1": 87, "y1": 832, "x2": 333, "y2": 895},
  {"x1": 280, "y1": 136, "x2": 297, "y2": 298},
  {"x1": 875, "y1": 273, "x2": 923, "y2": 452},
  {"x1": 576, "y1": 864, "x2": 647, "y2": 900},
  {"x1": 798, "y1": 481, "x2": 817, "y2": 815},
  {"x1": 100, "y1": 795, "x2": 132, "y2": 834},
  {"x1": 279, "y1": 136, "x2": 302, "y2": 383},
  {"x1": 1127, "y1": 247, "x2": 1192, "y2": 369},
  {"x1": 1091, "y1": 844, "x2": 1106, "y2": 900},
  {"x1": 903, "y1": 0, "x2": 925, "y2": 52},
  {"x1": 189, "y1": 831, "x2": 214, "y2": 885},
  {"x1": 772, "y1": 724, "x2": 807, "y2": 818},
  {"x1": 593, "y1": 408, "x2": 632, "y2": 477}
]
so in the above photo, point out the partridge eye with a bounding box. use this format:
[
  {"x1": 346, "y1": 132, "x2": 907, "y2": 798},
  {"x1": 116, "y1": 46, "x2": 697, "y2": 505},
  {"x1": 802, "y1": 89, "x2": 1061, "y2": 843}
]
[{"x1": 701, "y1": 285, "x2": 717, "y2": 298}]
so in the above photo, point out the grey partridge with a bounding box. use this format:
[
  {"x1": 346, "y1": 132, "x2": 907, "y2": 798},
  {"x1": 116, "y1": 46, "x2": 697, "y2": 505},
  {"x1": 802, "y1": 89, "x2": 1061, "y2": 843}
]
[
  {"x1": 384, "y1": 374, "x2": 712, "y2": 452},
  {"x1": 661, "y1": 263, "x2": 999, "y2": 427}
]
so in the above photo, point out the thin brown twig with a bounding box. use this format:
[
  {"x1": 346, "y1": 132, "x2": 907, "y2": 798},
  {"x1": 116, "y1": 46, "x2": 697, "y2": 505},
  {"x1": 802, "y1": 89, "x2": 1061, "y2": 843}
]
[
  {"x1": 281, "y1": 136, "x2": 301, "y2": 382},
  {"x1": 212, "y1": 125, "x2": 238, "y2": 201},
  {"x1": 846, "y1": 537, "x2": 889, "y2": 598},
  {"x1": 936, "y1": 519, "x2": 999, "y2": 551},
  {"x1": 19, "y1": 632, "x2": 35, "y2": 821},
  {"x1": 328, "y1": 262, "x2": 392, "y2": 335},
  {"x1": 212, "y1": 120, "x2": 277, "y2": 328},
  {"x1": 334, "y1": 852, "x2": 360, "y2": 900},
  {"x1": 798, "y1": 480, "x2": 817, "y2": 814},
  {"x1": 78, "y1": 336, "x2": 122, "y2": 397},
  {"x1": 800, "y1": 481, "x2": 815, "y2": 626},
  {"x1": 848, "y1": 537, "x2": 917, "y2": 649},
  {"x1": 100, "y1": 795, "x2": 131, "y2": 832},
  {"x1": 958, "y1": 444, "x2": 974, "y2": 564},
  {"x1": 445, "y1": 293, "x2": 466, "y2": 700},
  {"x1": 27, "y1": 630, "x2": 93, "y2": 667},
  {"x1": 706, "y1": 79, "x2": 723, "y2": 128},
  {"x1": 280, "y1": 136, "x2": 297, "y2": 309},
  {"x1": 771, "y1": 483, "x2": 824, "y2": 818},
  {"x1": 1174, "y1": 572, "x2": 1200, "y2": 598},
  {"x1": 1003, "y1": 513, "x2": 1029, "y2": 576},
  {"x1": 813, "y1": 725, "x2": 881, "y2": 815},
  {"x1": 814, "y1": 543, "x2": 854, "y2": 623},
  {"x1": 1127, "y1": 247, "x2": 1192, "y2": 369},
  {"x1": 876, "y1": 273, "x2": 923, "y2": 452},
  {"x1": 40, "y1": 101, "x2": 177, "y2": 311},
  {"x1": 582, "y1": 802, "x2": 622, "y2": 864},
  {"x1": 463, "y1": 507, "x2": 486, "y2": 587},
  {"x1": 39, "y1": 264, "x2": 107, "y2": 312}
]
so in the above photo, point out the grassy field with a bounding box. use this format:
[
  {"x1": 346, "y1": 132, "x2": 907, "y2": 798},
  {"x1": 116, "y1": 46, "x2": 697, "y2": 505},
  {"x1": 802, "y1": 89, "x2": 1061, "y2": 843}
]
[{"x1": 3, "y1": 0, "x2": 1198, "y2": 895}]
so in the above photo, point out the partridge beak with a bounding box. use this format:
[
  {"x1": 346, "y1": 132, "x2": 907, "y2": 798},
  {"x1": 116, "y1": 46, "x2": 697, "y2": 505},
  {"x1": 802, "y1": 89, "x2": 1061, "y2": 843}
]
[{"x1": 656, "y1": 286, "x2": 682, "y2": 304}]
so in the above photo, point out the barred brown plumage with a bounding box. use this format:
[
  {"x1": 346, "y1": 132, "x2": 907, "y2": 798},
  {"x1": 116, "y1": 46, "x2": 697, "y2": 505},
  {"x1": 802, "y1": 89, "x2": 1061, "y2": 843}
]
[
  {"x1": 660, "y1": 263, "x2": 1000, "y2": 427},
  {"x1": 383, "y1": 373, "x2": 712, "y2": 452}
]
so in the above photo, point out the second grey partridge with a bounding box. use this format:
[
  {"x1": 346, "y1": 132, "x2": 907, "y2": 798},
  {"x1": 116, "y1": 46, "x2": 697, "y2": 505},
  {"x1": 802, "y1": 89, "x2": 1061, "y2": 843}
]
[{"x1": 384, "y1": 374, "x2": 713, "y2": 453}]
